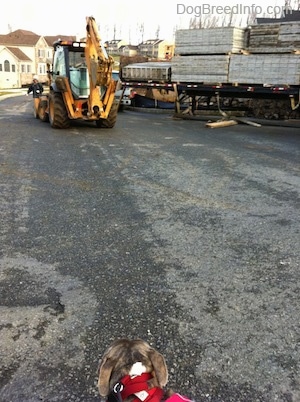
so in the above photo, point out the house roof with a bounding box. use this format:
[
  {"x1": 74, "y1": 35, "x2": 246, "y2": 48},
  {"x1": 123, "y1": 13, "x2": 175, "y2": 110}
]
[
  {"x1": 0, "y1": 29, "x2": 40, "y2": 46},
  {"x1": 6, "y1": 46, "x2": 32, "y2": 61},
  {"x1": 11, "y1": 29, "x2": 37, "y2": 35},
  {"x1": 122, "y1": 45, "x2": 139, "y2": 50},
  {"x1": 105, "y1": 39, "x2": 123, "y2": 45},
  {"x1": 140, "y1": 39, "x2": 164, "y2": 45},
  {"x1": 43, "y1": 35, "x2": 76, "y2": 47},
  {"x1": 0, "y1": 29, "x2": 76, "y2": 47}
]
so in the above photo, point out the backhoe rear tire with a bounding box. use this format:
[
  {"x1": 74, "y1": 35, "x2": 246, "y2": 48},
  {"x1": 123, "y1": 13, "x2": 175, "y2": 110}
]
[
  {"x1": 95, "y1": 101, "x2": 118, "y2": 128},
  {"x1": 49, "y1": 92, "x2": 70, "y2": 129}
]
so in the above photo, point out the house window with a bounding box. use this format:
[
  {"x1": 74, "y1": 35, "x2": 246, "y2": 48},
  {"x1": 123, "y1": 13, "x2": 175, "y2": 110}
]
[
  {"x1": 38, "y1": 63, "x2": 46, "y2": 74},
  {"x1": 12, "y1": 64, "x2": 16, "y2": 72},
  {"x1": 4, "y1": 60, "x2": 10, "y2": 72},
  {"x1": 38, "y1": 49, "x2": 45, "y2": 58},
  {"x1": 0, "y1": 64, "x2": 2, "y2": 71},
  {"x1": 27, "y1": 65, "x2": 31, "y2": 73},
  {"x1": 21, "y1": 64, "x2": 25, "y2": 73}
]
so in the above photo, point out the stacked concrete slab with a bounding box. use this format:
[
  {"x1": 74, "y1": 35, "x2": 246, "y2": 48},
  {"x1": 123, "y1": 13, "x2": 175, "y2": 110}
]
[
  {"x1": 172, "y1": 55, "x2": 230, "y2": 83},
  {"x1": 172, "y1": 23, "x2": 300, "y2": 85},
  {"x1": 248, "y1": 22, "x2": 300, "y2": 53},
  {"x1": 174, "y1": 27, "x2": 246, "y2": 55},
  {"x1": 172, "y1": 27, "x2": 245, "y2": 83},
  {"x1": 229, "y1": 22, "x2": 300, "y2": 85},
  {"x1": 229, "y1": 53, "x2": 300, "y2": 85}
]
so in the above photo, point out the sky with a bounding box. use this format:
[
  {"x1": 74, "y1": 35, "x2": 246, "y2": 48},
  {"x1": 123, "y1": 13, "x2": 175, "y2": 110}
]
[{"x1": 0, "y1": 0, "x2": 296, "y2": 44}]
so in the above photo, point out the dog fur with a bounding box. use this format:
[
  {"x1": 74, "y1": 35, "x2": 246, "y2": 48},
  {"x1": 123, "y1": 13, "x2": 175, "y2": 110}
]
[{"x1": 98, "y1": 338, "x2": 169, "y2": 400}]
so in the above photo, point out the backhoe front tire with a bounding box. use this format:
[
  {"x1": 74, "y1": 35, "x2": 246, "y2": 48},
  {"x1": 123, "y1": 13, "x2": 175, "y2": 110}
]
[
  {"x1": 38, "y1": 99, "x2": 49, "y2": 122},
  {"x1": 95, "y1": 101, "x2": 118, "y2": 128},
  {"x1": 49, "y1": 92, "x2": 70, "y2": 129},
  {"x1": 33, "y1": 98, "x2": 40, "y2": 119}
]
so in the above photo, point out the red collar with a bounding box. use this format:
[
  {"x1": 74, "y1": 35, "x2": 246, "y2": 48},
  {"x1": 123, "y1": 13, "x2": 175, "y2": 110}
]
[{"x1": 109, "y1": 373, "x2": 164, "y2": 402}]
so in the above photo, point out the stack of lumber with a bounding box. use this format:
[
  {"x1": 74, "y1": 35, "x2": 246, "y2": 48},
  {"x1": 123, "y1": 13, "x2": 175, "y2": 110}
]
[
  {"x1": 248, "y1": 21, "x2": 300, "y2": 53},
  {"x1": 175, "y1": 27, "x2": 246, "y2": 55}
]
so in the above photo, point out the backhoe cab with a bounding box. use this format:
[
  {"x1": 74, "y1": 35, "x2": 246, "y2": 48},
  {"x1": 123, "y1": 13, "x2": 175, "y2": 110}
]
[{"x1": 38, "y1": 16, "x2": 118, "y2": 128}]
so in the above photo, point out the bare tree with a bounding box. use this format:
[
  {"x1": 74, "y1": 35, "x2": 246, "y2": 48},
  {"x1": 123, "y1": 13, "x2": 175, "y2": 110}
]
[
  {"x1": 155, "y1": 25, "x2": 160, "y2": 39},
  {"x1": 189, "y1": 14, "x2": 220, "y2": 29},
  {"x1": 247, "y1": 10, "x2": 257, "y2": 25},
  {"x1": 118, "y1": 25, "x2": 123, "y2": 40},
  {"x1": 291, "y1": 0, "x2": 299, "y2": 10},
  {"x1": 285, "y1": 0, "x2": 291, "y2": 7},
  {"x1": 226, "y1": 10, "x2": 234, "y2": 26},
  {"x1": 173, "y1": 24, "x2": 178, "y2": 40},
  {"x1": 220, "y1": 10, "x2": 238, "y2": 27},
  {"x1": 205, "y1": 14, "x2": 220, "y2": 28},
  {"x1": 188, "y1": 17, "x2": 197, "y2": 29},
  {"x1": 139, "y1": 23, "x2": 144, "y2": 43}
]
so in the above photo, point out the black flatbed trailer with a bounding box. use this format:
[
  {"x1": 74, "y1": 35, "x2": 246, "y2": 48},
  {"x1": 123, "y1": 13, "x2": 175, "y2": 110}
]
[{"x1": 121, "y1": 80, "x2": 300, "y2": 117}]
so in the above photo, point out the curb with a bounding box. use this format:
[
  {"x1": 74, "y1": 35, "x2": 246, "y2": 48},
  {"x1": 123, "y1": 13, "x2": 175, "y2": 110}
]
[{"x1": 0, "y1": 90, "x2": 27, "y2": 102}]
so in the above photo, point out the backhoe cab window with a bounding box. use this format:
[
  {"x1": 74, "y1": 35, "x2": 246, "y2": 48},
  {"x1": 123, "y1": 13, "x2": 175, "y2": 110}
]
[
  {"x1": 69, "y1": 52, "x2": 86, "y2": 68},
  {"x1": 53, "y1": 46, "x2": 66, "y2": 76},
  {"x1": 69, "y1": 50, "x2": 89, "y2": 98}
]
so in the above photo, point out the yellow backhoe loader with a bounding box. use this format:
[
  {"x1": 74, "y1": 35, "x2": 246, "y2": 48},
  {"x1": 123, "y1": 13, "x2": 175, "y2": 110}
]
[{"x1": 38, "y1": 16, "x2": 118, "y2": 128}]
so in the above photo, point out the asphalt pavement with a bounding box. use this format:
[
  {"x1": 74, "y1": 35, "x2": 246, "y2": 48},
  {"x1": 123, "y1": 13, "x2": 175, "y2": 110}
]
[{"x1": 0, "y1": 95, "x2": 300, "y2": 401}]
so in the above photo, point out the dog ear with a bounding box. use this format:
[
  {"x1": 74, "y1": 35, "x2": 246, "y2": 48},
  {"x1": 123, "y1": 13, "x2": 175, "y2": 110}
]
[
  {"x1": 98, "y1": 355, "x2": 115, "y2": 397},
  {"x1": 149, "y1": 348, "x2": 168, "y2": 387}
]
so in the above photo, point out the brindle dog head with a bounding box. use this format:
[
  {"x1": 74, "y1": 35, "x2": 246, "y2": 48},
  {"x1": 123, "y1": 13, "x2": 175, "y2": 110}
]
[{"x1": 98, "y1": 338, "x2": 168, "y2": 398}]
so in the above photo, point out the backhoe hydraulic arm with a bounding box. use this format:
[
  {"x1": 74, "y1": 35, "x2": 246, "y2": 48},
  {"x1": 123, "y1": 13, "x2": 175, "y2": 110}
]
[{"x1": 85, "y1": 16, "x2": 114, "y2": 87}]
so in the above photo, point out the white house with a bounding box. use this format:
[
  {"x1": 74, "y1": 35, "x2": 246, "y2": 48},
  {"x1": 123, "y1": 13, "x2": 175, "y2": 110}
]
[
  {"x1": 120, "y1": 45, "x2": 139, "y2": 57},
  {"x1": 105, "y1": 39, "x2": 128, "y2": 54},
  {"x1": 0, "y1": 29, "x2": 62, "y2": 88},
  {"x1": 139, "y1": 39, "x2": 174, "y2": 59},
  {"x1": 0, "y1": 46, "x2": 33, "y2": 88}
]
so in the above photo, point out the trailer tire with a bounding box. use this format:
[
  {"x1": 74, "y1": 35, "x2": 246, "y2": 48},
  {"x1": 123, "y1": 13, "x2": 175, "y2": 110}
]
[
  {"x1": 49, "y1": 92, "x2": 70, "y2": 129},
  {"x1": 95, "y1": 101, "x2": 118, "y2": 128}
]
